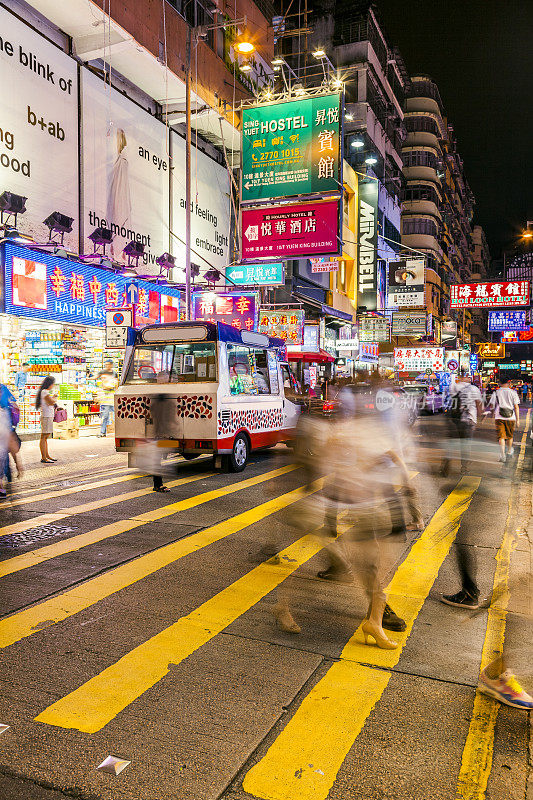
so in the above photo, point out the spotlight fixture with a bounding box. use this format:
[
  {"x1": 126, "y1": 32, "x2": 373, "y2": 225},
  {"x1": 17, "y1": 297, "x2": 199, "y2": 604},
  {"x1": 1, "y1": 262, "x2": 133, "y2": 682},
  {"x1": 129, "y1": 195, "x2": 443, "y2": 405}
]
[
  {"x1": 0, "y1": 191, "x2": 27, "y2": 228},
  {"x1": 88, "y1": 226, "x2": 113, "y2": 255},
  {"x1": 191, "y1": 264, "x2": 201, "y2": 279},
  {"x1": 122, "y1": 267, "x2": 138, "y2": 277},
  {"x1": 312, "y1": 49, "x2": 326, "y2": 59},
  {"x1": 240, "y1": 63, "x2": 252, "y2": 72},
  {"x1": 204, "y1": 268, "x2": 221, "y2": 284},
  {"x1": 156, "y1": 252, "x2": 176, "y2": 272},
  {"x1": 123, "y1": 240, "x2": 145, "y2": 267},
  {"x1": 351, "y1": 135, "x2": 364, "y2": 148},
  {"x1": 273, "y1": 65, "x2": 281, "y2": 72},
  {"x1": 365, "y1": 155, "x2": 378, "y2": 165},
  {"x1": 331, "y1": 77, "x2": 343, "y2": 89},
  {"x1": 293, "y1": 82, "x2": 305, "y2": 96},
  {"x1": 272, "y1": 57, "x2": 285, "y2": 66},
  {"x1": 345, "y1": 113, "x2": 354, "y2": 121},
  {"x1": 43, "y1": 211, "x2": 74, "y2": 244},
  {"x1": 236, "y1": 40, "x2": 255, "y2": 55},
  {"x1": 264, "y1": 88, "x2": 274, "y2": 101}
]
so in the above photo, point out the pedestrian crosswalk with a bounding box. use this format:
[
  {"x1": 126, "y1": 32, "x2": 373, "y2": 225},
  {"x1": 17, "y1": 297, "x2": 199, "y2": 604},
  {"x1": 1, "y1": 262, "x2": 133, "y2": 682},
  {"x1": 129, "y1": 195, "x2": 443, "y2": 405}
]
[{"x1": 0, "y1": 448, "x2": 525, "y2": 800}]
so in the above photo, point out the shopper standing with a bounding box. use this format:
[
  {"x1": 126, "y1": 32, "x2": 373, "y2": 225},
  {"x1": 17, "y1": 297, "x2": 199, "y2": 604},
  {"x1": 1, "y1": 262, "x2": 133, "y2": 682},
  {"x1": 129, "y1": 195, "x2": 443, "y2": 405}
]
[
  {"x1": 521, "y1": 381, "x2": 529, "y2": 406},
  {"x1": 14, "y1": 363, "x2": 30, "y2": 403},
  {"x1": 486, "y1": 376, "x2": 520, "y2": 462},
  {"x1": 36, "y1": 377, "x2": 57, "y2": 463},
  {"x1": 97, "y1": 360, "x2": 118, "y2": 438}
]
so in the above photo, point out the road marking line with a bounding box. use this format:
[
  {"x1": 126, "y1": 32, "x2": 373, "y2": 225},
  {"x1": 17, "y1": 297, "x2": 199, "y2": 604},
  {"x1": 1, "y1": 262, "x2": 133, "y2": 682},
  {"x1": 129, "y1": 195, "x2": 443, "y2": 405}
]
[
  {"x1": 0, "y1": 465, "x2": 298, "y2": 581},
  {"x1": 242, "y1": 476, "x2": 481, "y2": 800},
  {"x1": 0, "y1": 479, "x2": 320, "y2": 652},
  {"x1": 455, "y1": 409, "x2": 530, "y2": 800},
  {"x1": 0, "y1": 473, "x2": 213, "y2": 538},
  {"x1": 34, "y1": 491, "x2": 334, "y2": 733},
  {"x1": 4, "y1": 471, "x2": 143, "y2": 507}
]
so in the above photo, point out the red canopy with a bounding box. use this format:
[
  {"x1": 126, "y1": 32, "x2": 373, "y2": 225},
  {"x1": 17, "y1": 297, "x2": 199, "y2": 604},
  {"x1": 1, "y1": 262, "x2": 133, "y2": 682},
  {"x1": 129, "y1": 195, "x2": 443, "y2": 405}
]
[{"x1": 286, "y1": 349, "x2": 335, "y2": 363}]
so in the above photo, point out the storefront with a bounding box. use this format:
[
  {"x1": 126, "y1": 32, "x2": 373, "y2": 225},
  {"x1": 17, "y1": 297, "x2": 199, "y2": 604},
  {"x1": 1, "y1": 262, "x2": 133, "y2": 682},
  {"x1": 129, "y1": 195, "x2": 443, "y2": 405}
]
[{"x1": 1, "y1": 242, "x2": 182, "y2": 435}]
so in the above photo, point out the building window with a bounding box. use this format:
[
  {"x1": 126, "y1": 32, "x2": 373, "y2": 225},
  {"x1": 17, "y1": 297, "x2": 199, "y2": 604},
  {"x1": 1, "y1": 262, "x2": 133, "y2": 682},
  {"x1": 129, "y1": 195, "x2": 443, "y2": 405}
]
[
  {"x1": 403, "y1": 150, "x2": 438, "y2": 170},
  {"x1": 384, "y1": 218, "x2": 401, "y2": 253},
  {"x1": 402, "y1": 218, "x2": 439, "y2": 238},
  {"x1": 405, "y1": 116, "x2": 440, "y2": 136},
  {"x1": 403, "y1": 185, "x2": 440, "y2": 205}
]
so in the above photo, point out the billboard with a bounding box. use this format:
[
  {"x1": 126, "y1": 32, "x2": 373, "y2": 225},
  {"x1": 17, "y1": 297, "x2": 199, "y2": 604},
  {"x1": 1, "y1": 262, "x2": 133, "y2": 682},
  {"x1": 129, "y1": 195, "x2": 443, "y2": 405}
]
[
  {"x1": 310, "y1": 258, "x2": 339, "y2": 273},
  {"x1": 488, "y1": 310, "x2": 529, "y2": 331},
  {"x1": 241, "y1": 199, "x2": 340, "y2": 261},
  {"x1": 501, "y1": 328, "x2": 533, "y2": 342},
  {"x1": 171, "y1": 132, "x2": 231, "y2": 272},
  {"x1": 357, "y1": 180, "x2": 379, "y2": 311},
  {"x1": 2, "y1": 242, "x2": 181, "y2": 327},
  {"x1": 258, "y1": 309, "x2": 304, "y2": 344},
  {"x1": 387, "y1": 259, "x2": 425, "y2": 308},
  {"x1": 0, "y1": 7, "x2": 79, "y2": 249},
  {"x1": 192, "y1": 291, "x2": 258, "y2": 331},
  {"x1": 241, "y1": 94, "x2": 341, "y2": 202},
  {"x1": 391, "y1": 311, "x2": 427, "y2": 336},
  {"x1": 81, "y1": 69, "x2": 170, "y2": 273},
  {"x1": 226, "y1": 262, "x2": 284, "y2": 287},
  {"x1": 477, "y1": 342, "x2": 505, "y2": 359},
  {"x1": 359, "y1": 342, "x2": 379, "y2": 362},
  {"x1": 450, "y1": 281, "x2": 530, "y2": 308},
  {"x1": 394, "y1": 346, "x2": 444, "y2": 372},
  {"x1": 359, "y1": 316, "x2": 390, "y2": 342}
]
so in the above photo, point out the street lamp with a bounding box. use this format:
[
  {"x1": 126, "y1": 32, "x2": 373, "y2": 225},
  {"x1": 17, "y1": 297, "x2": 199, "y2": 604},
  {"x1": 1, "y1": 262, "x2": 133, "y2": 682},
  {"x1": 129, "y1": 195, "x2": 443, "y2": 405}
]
[
  {"x1": 365, "y1": 154, "x2": 378, "y2": 165},
  {"x1": 312, "y1": 49, "x2": 326, "y2": 59},
  {"x1": 184, "y1": 20, "x2": 254, "y2": 320}
]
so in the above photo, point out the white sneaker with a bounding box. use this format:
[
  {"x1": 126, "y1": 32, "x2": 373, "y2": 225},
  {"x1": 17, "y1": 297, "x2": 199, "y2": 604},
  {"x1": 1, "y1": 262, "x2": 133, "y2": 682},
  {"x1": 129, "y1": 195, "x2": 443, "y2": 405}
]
[{"x1": 508, "y1": 448, "x2": 515, "y2": 456}]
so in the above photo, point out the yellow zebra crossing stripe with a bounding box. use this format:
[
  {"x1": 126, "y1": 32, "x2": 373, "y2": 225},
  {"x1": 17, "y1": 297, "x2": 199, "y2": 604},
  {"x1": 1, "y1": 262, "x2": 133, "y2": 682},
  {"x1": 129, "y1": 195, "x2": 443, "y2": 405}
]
[
  {"x1": 0, "y1": 465, "x2": 297, "y2": 579},
  {"x1": 242, "y1": 476, "x2": 480, "y2": 800},
  {"x1": 0, "y1": 474, "x2": 310, "y2": 649}
]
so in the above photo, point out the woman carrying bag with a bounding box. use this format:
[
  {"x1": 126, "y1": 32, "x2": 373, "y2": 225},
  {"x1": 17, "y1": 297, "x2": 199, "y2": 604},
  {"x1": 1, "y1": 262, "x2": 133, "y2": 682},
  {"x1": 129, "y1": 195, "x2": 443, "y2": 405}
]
[{"x1": 36, "y1": 376, "x2": 61, "y2": 463}]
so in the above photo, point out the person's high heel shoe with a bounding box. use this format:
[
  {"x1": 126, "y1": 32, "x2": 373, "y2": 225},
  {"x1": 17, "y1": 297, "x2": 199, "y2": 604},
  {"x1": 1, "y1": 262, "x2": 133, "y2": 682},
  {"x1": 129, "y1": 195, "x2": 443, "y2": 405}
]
[
  {"x1": 273, "y1": 603, "x2": 301, "y2": 634},
  {"x1": 361, "y1": 620, "x2": 398, "y2": 650}
]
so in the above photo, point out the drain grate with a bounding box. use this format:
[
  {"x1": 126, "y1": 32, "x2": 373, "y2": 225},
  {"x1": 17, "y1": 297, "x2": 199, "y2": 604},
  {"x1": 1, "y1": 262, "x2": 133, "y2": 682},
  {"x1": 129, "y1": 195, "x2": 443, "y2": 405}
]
[{"x1": 1, "y1": 524, "x2": 77, "y2": 549}]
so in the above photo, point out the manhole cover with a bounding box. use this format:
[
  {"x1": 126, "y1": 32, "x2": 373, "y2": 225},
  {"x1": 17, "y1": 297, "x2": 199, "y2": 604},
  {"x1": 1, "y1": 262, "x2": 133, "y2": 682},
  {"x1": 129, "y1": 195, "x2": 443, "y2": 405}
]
[{"x1": 2, "y1": 524, "x2": 77, "y2": 548}]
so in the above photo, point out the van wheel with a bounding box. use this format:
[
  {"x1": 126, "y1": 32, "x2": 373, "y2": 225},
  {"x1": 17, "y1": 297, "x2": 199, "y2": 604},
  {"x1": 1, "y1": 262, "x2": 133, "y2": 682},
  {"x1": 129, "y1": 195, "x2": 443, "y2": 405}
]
[{"x1": 229, "y1": 433, "x2": 249, "y2": 472}]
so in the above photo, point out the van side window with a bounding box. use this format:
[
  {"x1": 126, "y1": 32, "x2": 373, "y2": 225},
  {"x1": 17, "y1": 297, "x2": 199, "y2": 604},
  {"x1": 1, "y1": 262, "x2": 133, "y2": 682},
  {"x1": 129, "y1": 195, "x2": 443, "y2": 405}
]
[{"x1": 227, "y1": 346, "x2": 273, "y2": 395}]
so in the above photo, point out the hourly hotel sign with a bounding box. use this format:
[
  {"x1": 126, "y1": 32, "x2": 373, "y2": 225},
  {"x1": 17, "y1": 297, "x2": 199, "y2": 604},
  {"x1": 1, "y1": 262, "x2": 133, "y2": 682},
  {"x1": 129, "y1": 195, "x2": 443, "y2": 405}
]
[
  {"x1": 450, "y1": 281, "x2": 530, "y2": 308},
  {"x1": 241, "y1": 94, "x2": 341, "y2": 202},
  {"x1": 241, "y1": 199, "x2": 340, "y2": 261}
]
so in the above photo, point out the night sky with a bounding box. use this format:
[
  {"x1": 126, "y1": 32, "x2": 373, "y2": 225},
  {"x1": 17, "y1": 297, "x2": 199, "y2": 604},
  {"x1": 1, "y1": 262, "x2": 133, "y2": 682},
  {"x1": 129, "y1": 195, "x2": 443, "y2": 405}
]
[{"x1": 377, "y1": 0, "x2": 533, "y2": 259}]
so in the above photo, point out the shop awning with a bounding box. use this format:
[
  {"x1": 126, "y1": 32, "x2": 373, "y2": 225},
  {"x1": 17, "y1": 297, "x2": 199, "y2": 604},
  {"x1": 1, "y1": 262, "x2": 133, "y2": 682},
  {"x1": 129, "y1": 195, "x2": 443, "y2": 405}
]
[{"x1": 286, "y1": 349, "x2": 335, "y2": 363}]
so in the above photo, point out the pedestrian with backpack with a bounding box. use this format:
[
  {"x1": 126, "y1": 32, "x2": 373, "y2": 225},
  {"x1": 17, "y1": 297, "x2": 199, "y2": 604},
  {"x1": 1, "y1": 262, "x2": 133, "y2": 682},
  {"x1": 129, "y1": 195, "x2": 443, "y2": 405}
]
[
  {"x1": 485, "y1": 376, "x2": 520, "y2": 462},
  {"x1": 446, "y1": 370, "x2": 483, "y2": 473}
]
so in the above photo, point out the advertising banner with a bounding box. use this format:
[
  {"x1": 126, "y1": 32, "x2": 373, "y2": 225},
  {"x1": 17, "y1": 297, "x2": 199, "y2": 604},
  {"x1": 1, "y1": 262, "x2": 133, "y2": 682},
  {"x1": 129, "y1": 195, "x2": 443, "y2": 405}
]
[
  {"x1": 391, "y1": 311, "x2": 427, "y2": 337},
  {"x1": 501, "y1": 328, "x2": 533, "y2": 342},
  {"x1": 359, "y1": 342, "x2": 379, "y2": 362},
  {"x1": 450, "y1": 281, "x2": 530, "y2": 308},
  {"x1": 258, "y1": 309, "x2": 304, "y2": 344},
  {"x1": 241, "y1": 93, "x2": 341, "y2": 202},
  {"x1": 387, "y1": 259, "x2": 425, "y2": 308},
  {"x1": 310, "y1": 258, "x2": 339, "y2": 273},
  {"x1": 359, "y1": 316, "x2": 390, "y2": 342},
  {"x1": 357, "y1": 180, "x2": 379, "y2": 311},
  {"x1": 394, "y1": 346, "x2": 444, "y2": 372},
  {"x1": 192, "y1": 291, "x2": 258, "y2": 331},
  {"x1": 2, "y1": 242, "x2": 181, "y2": 327},
  {"x1": 477, "y1": 342, "x2": 505, "y2": 359},
  {"x1": 171, "y1": 132, "x2": 230, "y2": 271},
  {"x1": 81, "y1": 70, "x2": 169, "y2": 273},
  {"x1": 488, "y1": 310, "x2": 529, "y2": 331},
  {"x1": 0, "y1": 7, "x2": 79, "y2": 248},
  {"x1": 442, "y1": 319, "x2": 457, "y2": 347},
  {"x1": 226, "y1": 262, "x2": 284, "y2": 287},
  {"x1": 241, "y1": 199, "x2": 340, "y2": 260}
]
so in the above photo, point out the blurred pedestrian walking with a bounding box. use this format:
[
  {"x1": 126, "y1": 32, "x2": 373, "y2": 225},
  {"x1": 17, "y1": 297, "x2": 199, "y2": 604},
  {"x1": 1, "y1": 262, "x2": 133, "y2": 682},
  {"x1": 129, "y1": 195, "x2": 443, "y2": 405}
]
[{"x1": 485, "y1": 376, "x2": 520, "y2": 463}]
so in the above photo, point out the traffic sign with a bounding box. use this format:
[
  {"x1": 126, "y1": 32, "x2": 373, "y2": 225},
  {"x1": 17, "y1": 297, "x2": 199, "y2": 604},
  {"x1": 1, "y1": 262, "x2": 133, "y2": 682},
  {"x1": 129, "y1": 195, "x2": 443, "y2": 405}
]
[
  {"x1": 447, "y1": 359, "x2": 459, "y2": 372},
  {"x1": 124, "y1": 282, "x2": 139, "y2": 304}
]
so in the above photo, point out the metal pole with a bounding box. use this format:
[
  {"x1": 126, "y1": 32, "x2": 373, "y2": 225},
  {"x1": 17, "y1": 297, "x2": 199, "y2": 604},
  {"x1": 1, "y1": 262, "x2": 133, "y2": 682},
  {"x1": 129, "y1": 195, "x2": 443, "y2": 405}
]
[{"x1": 185, "y1": 24, "x2": 192, "y2": 320}]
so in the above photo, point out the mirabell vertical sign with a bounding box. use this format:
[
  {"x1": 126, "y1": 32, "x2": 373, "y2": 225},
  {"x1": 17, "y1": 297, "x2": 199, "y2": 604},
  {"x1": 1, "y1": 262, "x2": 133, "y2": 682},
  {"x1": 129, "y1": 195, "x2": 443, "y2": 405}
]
[
  {"x1": 241, "y1": 94, "x2": 342, "y2": 202},
  {"x1": 357, "y1": 179, "x2": 379, "y2": 311}
]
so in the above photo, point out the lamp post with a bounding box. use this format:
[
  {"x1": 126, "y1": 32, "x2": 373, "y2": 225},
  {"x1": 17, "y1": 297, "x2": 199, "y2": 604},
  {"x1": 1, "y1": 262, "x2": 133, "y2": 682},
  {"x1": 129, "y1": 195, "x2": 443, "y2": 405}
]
[{"x1": 184, "y1": 20, "x2": 254, "y2": 319}]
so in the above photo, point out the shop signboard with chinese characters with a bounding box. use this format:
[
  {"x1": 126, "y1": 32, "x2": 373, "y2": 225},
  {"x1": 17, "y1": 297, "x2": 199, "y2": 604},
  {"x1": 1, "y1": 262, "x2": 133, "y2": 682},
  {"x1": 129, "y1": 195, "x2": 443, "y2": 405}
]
[
  {"x1": 359, "y1": 315, "x2": 390, "y2": 342},
  {"x1": 310, "y1": 258, "x2": 339, "y2": 273},
  {"x1": 499, "y1": 363, "x2": 520, "y2": 370},
  {"x1": 359, "y1": 342, "x2": 379, "y2": 363},
  {"x1": 391, "y1": 311, "x2": 427, "y2": 337},
  {"x1": 225, "y1": 262, "x2": 285, "y2": 287},
  {"x1": 477, "y1": 342, "x2": 505, "y2": 359},
  {"x1": 241, "y1": 199, "x2": 341, "y2": 261},
  {"x1": 357, "y1": 180, "x2": 379, "y2": 311},
  {"x1": 387, "y1": 259, "x2": 425, "y2": 309},
  {"x1": 258, "y1": 309, "x2": 304, "y2": 345},
  {"x1": 2, "y1": 242, "x2": 181, "y2": 327},
  {"x1": 488, "y1": 310, "x2": 529, "y2": 332},
  {"x1": 501, "y1": 328, "x2": 533, "y2": 342},
  {"x1": 241, "y1": 94, "x2": 341, "y2": 202},
  {"x1": 191, "y1": 292, "x2": 258, "y2": 332},
  {"x1": 394, "y1": 347, "x2": 445, "y2": 372},
  {"x1": 450, "y1": 281, "x2": 530, "y2": 308}
]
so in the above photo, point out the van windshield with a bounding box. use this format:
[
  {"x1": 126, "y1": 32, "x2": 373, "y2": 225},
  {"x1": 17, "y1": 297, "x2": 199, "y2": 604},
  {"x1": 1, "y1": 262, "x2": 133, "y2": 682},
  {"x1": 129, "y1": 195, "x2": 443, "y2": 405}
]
[{"x1": 125, "y1": 342, "x2": 217, "y2": 384}]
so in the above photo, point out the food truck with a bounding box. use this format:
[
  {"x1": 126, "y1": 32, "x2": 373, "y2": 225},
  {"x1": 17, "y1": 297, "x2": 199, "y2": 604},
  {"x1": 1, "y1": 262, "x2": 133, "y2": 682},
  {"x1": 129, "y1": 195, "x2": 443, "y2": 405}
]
[{"x1": 115, "y1": 321, "x2": 301, "y2": 471}]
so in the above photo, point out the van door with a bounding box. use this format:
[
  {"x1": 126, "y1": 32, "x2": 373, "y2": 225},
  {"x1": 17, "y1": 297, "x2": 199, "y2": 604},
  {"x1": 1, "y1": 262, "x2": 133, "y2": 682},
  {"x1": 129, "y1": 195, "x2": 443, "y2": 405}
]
[{"x1": 280, "y1": 362, "x2": 302, "y2": 433}]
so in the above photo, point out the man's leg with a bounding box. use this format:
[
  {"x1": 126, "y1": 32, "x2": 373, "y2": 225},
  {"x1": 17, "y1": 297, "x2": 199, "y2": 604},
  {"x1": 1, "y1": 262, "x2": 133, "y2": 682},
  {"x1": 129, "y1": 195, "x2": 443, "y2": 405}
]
[
  {"x1": 99, "y1": 405, "x2": 110, "y2": 436},
  {"x1": 458, "y1": 420, "x2": 475, "y2": 472}
]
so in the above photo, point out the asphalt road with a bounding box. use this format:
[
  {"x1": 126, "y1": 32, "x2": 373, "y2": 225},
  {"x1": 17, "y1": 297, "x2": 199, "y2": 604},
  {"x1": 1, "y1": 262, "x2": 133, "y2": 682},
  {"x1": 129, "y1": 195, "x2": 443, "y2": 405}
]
[{"x1": 0, "y1": 412, "x2": 532, "y2": 800}]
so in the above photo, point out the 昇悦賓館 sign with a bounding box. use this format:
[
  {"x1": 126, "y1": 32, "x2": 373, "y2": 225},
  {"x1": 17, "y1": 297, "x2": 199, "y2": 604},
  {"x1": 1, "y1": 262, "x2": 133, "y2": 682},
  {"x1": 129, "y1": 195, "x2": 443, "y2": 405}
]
[
  {"x1": 241, "y1": 199, "x2": 340, "y2": 261},
  {"x1": 241, "y1": 94, "x2": 341, "y2": 203},
  {"x1": 450, "y1": 281, "x2": 530, "y2": 308}
]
